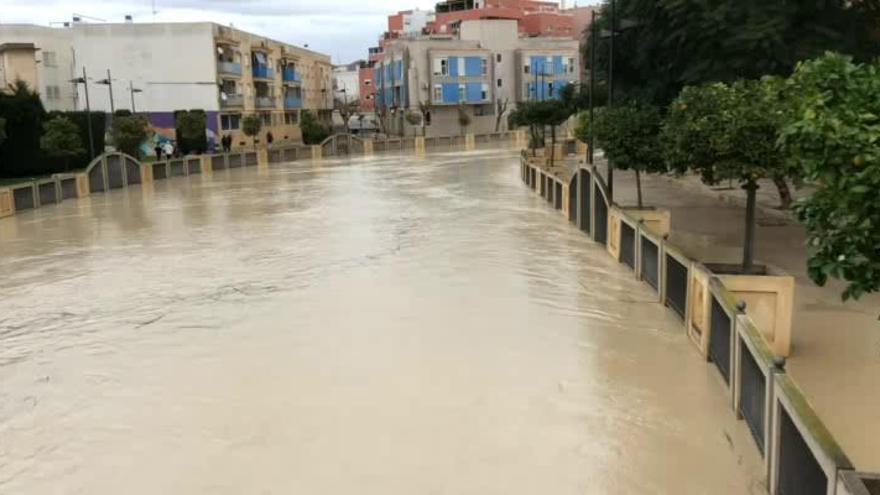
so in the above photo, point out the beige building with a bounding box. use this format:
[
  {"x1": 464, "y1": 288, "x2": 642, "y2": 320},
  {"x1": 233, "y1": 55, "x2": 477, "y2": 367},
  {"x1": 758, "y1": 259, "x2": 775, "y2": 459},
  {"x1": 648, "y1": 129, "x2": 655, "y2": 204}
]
[{"x1": 0, "y1": 42, "x2": 40, "y2": 94}]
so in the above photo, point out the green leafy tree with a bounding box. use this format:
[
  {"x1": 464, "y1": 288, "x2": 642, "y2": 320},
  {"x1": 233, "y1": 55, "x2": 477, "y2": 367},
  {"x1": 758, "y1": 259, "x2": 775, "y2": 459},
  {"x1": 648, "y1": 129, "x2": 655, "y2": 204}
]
[
  {"x1": 663, "y1": 79, "x2": 788, "y2": 273},
  {"x1": 175, "y1": 110, "x2": 207, "y2": 154},
  {"x1": 780, "y1": 53, "x2": 880, "y2": 301},
  {"x1": 110, "y1": 114, "x2": 149, "y2": 158},
  {"x1": 584, "y1": 0, "x2": 880, "y2": 106},
  {"x1": 457, "y1": 104, "x2": 471, "y2": 136},
  {"x1": 40, "y1": 116, "x2": 84, "y2": 172},
  {"x1": 300, "y1": 110, "x2": 330, "y2": 145},
  {"x1": 404, "y1": 110, "x2": 422, "y2": 137},
  {"x1": 592, "y1": 100, "x2": 666, "y2": 208},
  {"x1": 0, "y1": 80, "x2": 46, "y2": 177},
  {"x1": 241, "y1": 114, "x2": 262, "y2": 149}
]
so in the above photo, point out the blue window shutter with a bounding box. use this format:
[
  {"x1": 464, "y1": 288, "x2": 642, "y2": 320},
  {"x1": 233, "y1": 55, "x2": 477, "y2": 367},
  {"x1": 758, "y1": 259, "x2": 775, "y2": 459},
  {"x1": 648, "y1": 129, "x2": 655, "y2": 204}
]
[
  {"x1": 442, "y1": 83, "x2": 458, "y2": 103},
  {"x1": 465, "y1": 57, "x2": 482, "y2": 77},
  {"x1": 449, "y1": 56, "x2": 459, "y2": 77},
  {"x1": 553, "y1": 56, "x2": 563, "y2": 75},
  {"x1": 466, "y1": 82, "x2": 482, "y2": 102}
]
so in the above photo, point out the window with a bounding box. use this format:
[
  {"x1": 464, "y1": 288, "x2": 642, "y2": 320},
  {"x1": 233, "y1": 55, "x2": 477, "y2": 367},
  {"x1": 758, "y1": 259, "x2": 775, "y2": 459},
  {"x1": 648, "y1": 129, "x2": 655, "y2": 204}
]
[
  {"x1": 364, "y1": 80, "x2": 372, "y2": 86},
  {"x1": 260, "y1": 112, "x2": 272, "y2": 126},
  {"x1": 285, "y1": 111, "x2": 299, "y2": 125},
  {"x1": 438, "y1": 58, "x2": 449, "y2": 76},
  {"x1": 497, "y1": 78, "x2": 502, "y2": 88},
  {"x1": 221, "y1": 113, "x2": 241, "y2": 130},
  {"x1": 523, "y1": 62, "x2": 530, "y2": 74},
  {"x1": 548, "y1": 82, "x2": 555, "y2": 97},
  {"x1": 481, "y1": 58, "x2": 488, "y2": 75},
  {"x1": 568, "y1": 57, "x2": 575, "y2": 73},
  {"x1": 458, "y1": 84, "x2": 466, "y2": 102},
  {"x1": 43, "y1": 51, "x2": 57, "y2": 67},
  {"x1": 480, "y1": 83, "x2": 488, "y2": 101},
  {"x1": 44, "y1": 85, "x2": 60, "y2": 99},
  {"x1": 366, "y1": 94, "x2": 374, "y2": 100},
  {"x1": 474, "y1": 104, "x2": 492, "y2": 116},
  {"x1": 432, "y1": 84, "x2": 442, "y2": 102},
  {"x1": 425, "y1": 110, "x2": 431, "y2": 125},
  {"x1": 496, "y1": 53, "x2": 501, "y2": 63}
]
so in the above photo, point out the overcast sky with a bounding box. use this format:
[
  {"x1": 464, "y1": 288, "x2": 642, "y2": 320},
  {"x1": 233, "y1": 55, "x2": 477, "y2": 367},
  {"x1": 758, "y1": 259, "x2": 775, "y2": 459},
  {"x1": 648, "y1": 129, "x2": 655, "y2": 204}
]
[{"x1": 1, "y1": 0, "x2": 453, "y2": 63}]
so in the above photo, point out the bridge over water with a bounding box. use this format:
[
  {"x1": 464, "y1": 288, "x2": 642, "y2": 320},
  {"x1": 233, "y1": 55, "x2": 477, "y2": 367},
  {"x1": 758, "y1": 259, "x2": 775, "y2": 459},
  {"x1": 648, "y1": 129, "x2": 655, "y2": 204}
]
[{"x1": 0, "y1": 147, "x2": 763, "y2": 493}]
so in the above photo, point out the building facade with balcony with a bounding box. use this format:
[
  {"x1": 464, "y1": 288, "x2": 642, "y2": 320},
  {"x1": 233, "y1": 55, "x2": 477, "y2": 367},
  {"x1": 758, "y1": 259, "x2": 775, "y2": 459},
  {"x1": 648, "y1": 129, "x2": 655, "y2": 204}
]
[
  {"x1": 0, "y1": 21, "x2": 332, "y2": 150},
  {"x1": 374, "y1": 19, "x2": 578, "y2": 137}
]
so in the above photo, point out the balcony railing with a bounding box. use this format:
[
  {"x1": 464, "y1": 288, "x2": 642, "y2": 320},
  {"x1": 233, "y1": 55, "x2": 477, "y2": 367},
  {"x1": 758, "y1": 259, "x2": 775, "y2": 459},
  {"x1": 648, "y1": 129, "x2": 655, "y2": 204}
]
[
  {"x1": 284, "y1": 96, "x2": 302, "y2": 108},
  {"x1": 252, "y1": 66, "x2": 274, "y2": 79},
  {"x1": 217, "y1": 62, "x2": 242, "y2": 76},
  {"x1": 255, "y1": 96, "x2": 276, "y2": 108},
  {"x1": 221, "y1": 94, "x2": 244, "y2": 107},
  {"x1": 282, "y1": 68, "x2": 301, "y2": 83}
]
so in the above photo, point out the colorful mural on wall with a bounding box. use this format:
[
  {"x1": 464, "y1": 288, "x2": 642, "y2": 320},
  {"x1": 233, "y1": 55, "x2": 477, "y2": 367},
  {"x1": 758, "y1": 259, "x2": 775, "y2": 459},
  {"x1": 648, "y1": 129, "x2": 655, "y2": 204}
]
[{"x1": 140, "y1": 111, "x2": 220, "y2": 157}]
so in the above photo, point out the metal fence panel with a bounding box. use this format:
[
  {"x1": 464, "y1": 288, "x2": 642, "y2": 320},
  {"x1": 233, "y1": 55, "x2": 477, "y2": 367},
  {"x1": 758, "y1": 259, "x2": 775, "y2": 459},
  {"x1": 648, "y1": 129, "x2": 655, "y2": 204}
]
[
  {"x1": 580, "y1": 170, "x2": 591, "y2": 235},
  {"x1": 125, "y1": 158, "x2": 141, "y2": 184},
  {"x1": 211, "y1": 155, "x2": 226, "y2": 170},
  {"x1": 60, "y1": 178, "x2": 77, "y2": 199},
  {"x1": 170, "y1": 160, "x2": 185, "y2": 176},
  {"x1": 107, "y1": 156, "x2": 124, "y2": 188},
  {"x1": 593, "y1": 182, "x2": 608, "y2": 245},
  {"x1": 568, "y1": 176, "x2": 577, "y2": 224},
  {"x1": 13, "y1": 186, "x2": 35, "y2": 210},
  {"x1": 153, "y1": 162, "x2": 168, "y2": 180},
  {"x1": 38, "y1": 182, "x2": 57, "y2": 205},
  {"x1": 709, "y1": 296, "x2": 732, "y2": 384},
  {"x1": 777, "y1": 407, "x2": 827, "y2": 495},
  {"x1": 245, "y1": 152, "x2": 258, "y2": 166},
  {"x1": 641, "y1": 236, "x2": 659, "y2": 291},
  {"x1": 530, "y1": 168, "x2": 536, "y2": 191},
  {"x1": 740, "y1": 340, "x2": 767, "y2": 454},
  {"x1": 665, "y1": 254, "x2": 688, "y2": 319},
  {"x1": 554, "y1": 182, "x2": 562, "y2": 210},
  {"x1": 620, "y1": 222, "x2": 636, "y2": 270},
  {"x1": 89, "y1": 164, "x2": 105, "y2": 192},
  {"x1": 187, "y1": 159, "x2": 201, "y2": 174}
]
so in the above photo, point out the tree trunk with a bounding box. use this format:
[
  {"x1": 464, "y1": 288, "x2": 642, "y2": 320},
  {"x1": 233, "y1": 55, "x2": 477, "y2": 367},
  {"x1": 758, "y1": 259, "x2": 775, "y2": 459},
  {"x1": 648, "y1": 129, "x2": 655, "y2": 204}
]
[
  {"x1": 742, "y1": 180, "x2": 758, "y2": 274},
  {"x1": 772, "y1": 174, "x2": 793, "y2": 209},
  {"x1": 635, "y1": 169, "x2": 643, "y2": 209},
  {"x1": 550, "y1": 125, "x2": 556, "y2": 168},
  {"x1": 530, "y1": 125, "x2": 537, "y2": 157}
]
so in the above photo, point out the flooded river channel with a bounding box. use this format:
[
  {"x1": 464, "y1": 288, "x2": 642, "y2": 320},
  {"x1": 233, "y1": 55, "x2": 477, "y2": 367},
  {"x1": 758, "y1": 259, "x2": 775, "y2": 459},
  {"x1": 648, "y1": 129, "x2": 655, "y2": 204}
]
[{"x1": 0, "y1": 148, "x2": 764, "y2": 493}]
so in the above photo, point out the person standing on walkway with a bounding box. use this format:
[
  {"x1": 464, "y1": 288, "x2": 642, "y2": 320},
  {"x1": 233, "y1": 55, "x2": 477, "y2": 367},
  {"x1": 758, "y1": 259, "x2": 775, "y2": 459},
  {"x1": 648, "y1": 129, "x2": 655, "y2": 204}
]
[{"x1": 154, "y1": 144, "x2": 163, "y2": 161}]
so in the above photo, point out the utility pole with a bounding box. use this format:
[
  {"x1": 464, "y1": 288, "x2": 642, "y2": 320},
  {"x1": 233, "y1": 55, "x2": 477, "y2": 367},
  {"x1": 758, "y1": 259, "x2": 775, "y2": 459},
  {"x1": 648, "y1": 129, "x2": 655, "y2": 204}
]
[
  {"x1": 607, "y1": 0, "x2": 616, "y2": 201},
  {"x1": 129, "y1": 81, "x2": 143, "y2": 113},
  {"x1": 588, "y1": 10, "x2": 596, "y2": 165},
  {"x1": 97, "y1": 69, "x2": 115, "y2": 113},
  {"x1": 71, "y1": 67, "x2": 96, "y2": 159}
]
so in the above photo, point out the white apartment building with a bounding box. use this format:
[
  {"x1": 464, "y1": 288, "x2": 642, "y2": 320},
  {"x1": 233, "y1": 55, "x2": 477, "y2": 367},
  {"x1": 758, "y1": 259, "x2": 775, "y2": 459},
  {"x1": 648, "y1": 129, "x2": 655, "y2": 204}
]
[{"x1": 0, "y1": 22, "x2": 333, "y2": 148}]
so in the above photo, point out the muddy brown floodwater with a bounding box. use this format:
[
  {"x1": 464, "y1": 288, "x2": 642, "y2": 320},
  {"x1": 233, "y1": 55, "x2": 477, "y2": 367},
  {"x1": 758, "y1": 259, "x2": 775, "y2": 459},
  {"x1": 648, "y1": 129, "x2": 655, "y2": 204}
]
[{"x1": 1, "y1": 148, "x2": 765, "y2": 494}]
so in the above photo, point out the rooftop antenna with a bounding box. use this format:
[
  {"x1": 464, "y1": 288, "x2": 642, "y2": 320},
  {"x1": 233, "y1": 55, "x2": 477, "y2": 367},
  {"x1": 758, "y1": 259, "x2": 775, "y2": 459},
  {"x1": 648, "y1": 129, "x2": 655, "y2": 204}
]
[
  {"x1": 151, "y1": 0, "x2": 158, "y2": 20},
  {"x1": 72, "y1": 13, "x2": 107, "y2": 23}
]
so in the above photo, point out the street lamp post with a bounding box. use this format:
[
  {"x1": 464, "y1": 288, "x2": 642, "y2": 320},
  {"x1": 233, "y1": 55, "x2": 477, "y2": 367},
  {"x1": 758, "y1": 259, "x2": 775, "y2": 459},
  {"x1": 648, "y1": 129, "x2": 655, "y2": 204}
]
[
  {"x1": 607, "y1": 0, "x2": 616, "y2": 201},
  {"x1": 588, "y1": 10, "x2": 597, "y2": 166},
  {"x1": 129, "y1": 81, "x2": 143, "y2": 113},
  {"x1": 97, "y1": 69, "x2": 115, "y2": 113},
  {"x1": 70, "y1": 67, "x2": 95, "y2": 159}
]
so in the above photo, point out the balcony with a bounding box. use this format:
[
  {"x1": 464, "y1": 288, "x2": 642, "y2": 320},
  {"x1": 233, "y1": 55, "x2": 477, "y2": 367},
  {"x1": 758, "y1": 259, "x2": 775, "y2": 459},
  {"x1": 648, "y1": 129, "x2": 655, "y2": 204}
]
[
  {"x1": 255, "y1": 96, "x2": 276, "y2": 108},
  {"x1": 282, "y1": 68, "x2": 301, "y2": 83},
  {"x1": 217, "y1": 62, "x2": 242, "y2": 76},
  {"x1": 284, "y1": 96, "x2": 302, "y2": 109},
  {"x1": 252, "y1": 66, "x2": 274, "y2": 80},
  {"x1": 221, "y1": 94, "x2": 244, "y2": 108}
]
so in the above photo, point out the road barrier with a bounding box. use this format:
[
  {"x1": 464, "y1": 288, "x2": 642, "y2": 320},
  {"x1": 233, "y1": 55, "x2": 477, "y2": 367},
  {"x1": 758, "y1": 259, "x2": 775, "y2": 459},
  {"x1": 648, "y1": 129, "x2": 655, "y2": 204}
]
[{"x1": 519, "y1": 150, "x2": 874, "y2": 494}]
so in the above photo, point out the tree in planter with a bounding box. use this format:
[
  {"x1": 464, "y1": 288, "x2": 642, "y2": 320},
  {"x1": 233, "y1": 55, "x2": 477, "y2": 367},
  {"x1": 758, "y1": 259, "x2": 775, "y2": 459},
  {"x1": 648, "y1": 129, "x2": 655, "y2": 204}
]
[
  {"x1": 40, "y1": 116, "x2": 84, "y2": 172},
  {"x1": 110, "y1": 114, "x2": 149, "y2": 158},
  {"x1": 404, "y1": 110, "x2": 422, "y2": 138},
  {"x1": 663, "y1": 79, "x2": 789, "y2": 274},
  {"x1": 538, "y1": 100, "x2": 572, "y2": 168},
  {"x1": 241, "y1": 114, "x2": 262, "y2": 149},
  {"x1": 780, "y1": 53, "x2": 880, "y2": 301},
  {"x1": 508, "y1": 103, "x2": 540, "y2": 154},
  {"x1": 494, "y1": 97, "x2": 509, "y2": 132},
  {"x1": 176, "y1": 110, "x2": 207, "y2": 154},
  {"x1": 417, "y1": 101, "x2": 431, "y2": 136},
  {"x1": 592, "y1": 100, "x2": 666, "y2": 208},
  {"x1": 457, "y1": 104, "x2": 471, "y2": 136},
  {"x1": 301, "y1": 110, "x2": 330, "y2": 145},
  {"x1": 0, "y1": 80, "x2": 46, "y2": 177}
]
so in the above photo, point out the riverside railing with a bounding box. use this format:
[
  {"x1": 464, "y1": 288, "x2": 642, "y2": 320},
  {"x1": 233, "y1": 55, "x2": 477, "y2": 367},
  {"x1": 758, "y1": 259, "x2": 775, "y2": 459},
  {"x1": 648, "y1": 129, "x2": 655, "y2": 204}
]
[{"x1": 519, "y1": 149, "x2": 875, "y2": 495}]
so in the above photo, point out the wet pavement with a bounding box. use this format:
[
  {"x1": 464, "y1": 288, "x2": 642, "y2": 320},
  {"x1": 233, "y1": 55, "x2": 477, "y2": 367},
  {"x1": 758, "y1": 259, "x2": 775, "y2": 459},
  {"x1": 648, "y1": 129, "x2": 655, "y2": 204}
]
[{"x1": 1, "y1": 148, "x2": 764, "y2": 494}]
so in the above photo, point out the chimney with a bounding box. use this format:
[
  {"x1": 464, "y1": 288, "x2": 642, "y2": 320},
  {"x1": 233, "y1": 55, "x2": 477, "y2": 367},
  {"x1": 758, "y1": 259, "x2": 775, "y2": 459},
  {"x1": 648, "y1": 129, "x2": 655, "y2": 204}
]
[{"x1": 125, "y1": 15, "x2": 133, "y2": 23}]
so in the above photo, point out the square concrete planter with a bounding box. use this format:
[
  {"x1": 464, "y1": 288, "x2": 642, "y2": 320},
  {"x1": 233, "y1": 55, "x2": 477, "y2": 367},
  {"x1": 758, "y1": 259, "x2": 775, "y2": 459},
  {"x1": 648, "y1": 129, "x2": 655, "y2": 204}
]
[
  {"x1": 708, "y1": 264, "x2": 795, "y2": 358},
  {"x1": 0, "y1": 188, "x2": 14, "y2": 218}
]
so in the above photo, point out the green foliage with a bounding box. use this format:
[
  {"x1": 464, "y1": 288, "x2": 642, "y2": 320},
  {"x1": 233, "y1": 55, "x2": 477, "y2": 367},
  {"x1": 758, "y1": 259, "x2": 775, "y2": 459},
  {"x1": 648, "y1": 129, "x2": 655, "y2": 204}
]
[
  {"x1": 0, "y1": 80, "x2": 46, "y2": 177},
  {"x1": 595, "y1": 101, "x2": 666, "y2": 173},
  {"x1": 110, "y1": 114, "x2": 149, "y2": 158},
  {"x1": 457, "y1": 105, "x2": 471, "y2": 135},
  {"x1": 241, "y1": 114, "x2": 262, "y2": 146},
  {"x1": 573, "y1": 111, "x2": 592, "y2": 145},
  {"x1": 301, "y1": 110, "x2": 330, "y2": 145},
  {"x1": 40, "y1": 117, "x2": 84, "y2": 171},
  {"x1": 662, "y1": 79, "x2": 786, "y2": 186},
  {"x1": 175, "y1": 110, "x2": 207, "y2": 154},
  {"x1": 584, "y1": 0, "x2": 880, "y2": 106},
  {"x1": 46, "y1": 111, "x2": 106, "y2": 168},
  {"x1": 779, "y1": 52, "x2": 880, "y2": 300}
]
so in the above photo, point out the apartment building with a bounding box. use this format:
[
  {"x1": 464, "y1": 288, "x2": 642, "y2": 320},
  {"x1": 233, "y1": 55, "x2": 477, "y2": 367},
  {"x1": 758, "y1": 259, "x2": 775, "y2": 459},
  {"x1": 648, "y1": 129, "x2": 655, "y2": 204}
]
[
  {"x1": 430, "y1": 0, "x2": 575, "y2": 37},
  {"x1": 374, "y1": 19, "x2": 579, "y2": 137},
  {"x1": 0, "y1": 22, "x2": 333, "y2": 148}
]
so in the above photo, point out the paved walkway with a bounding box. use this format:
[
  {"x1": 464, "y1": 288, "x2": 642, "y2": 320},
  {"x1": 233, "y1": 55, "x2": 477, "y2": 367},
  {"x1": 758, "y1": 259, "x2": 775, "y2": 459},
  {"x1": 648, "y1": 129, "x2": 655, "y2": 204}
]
[{"x1": 589, "y1": 157, "x2": 880, "y2": 472}]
